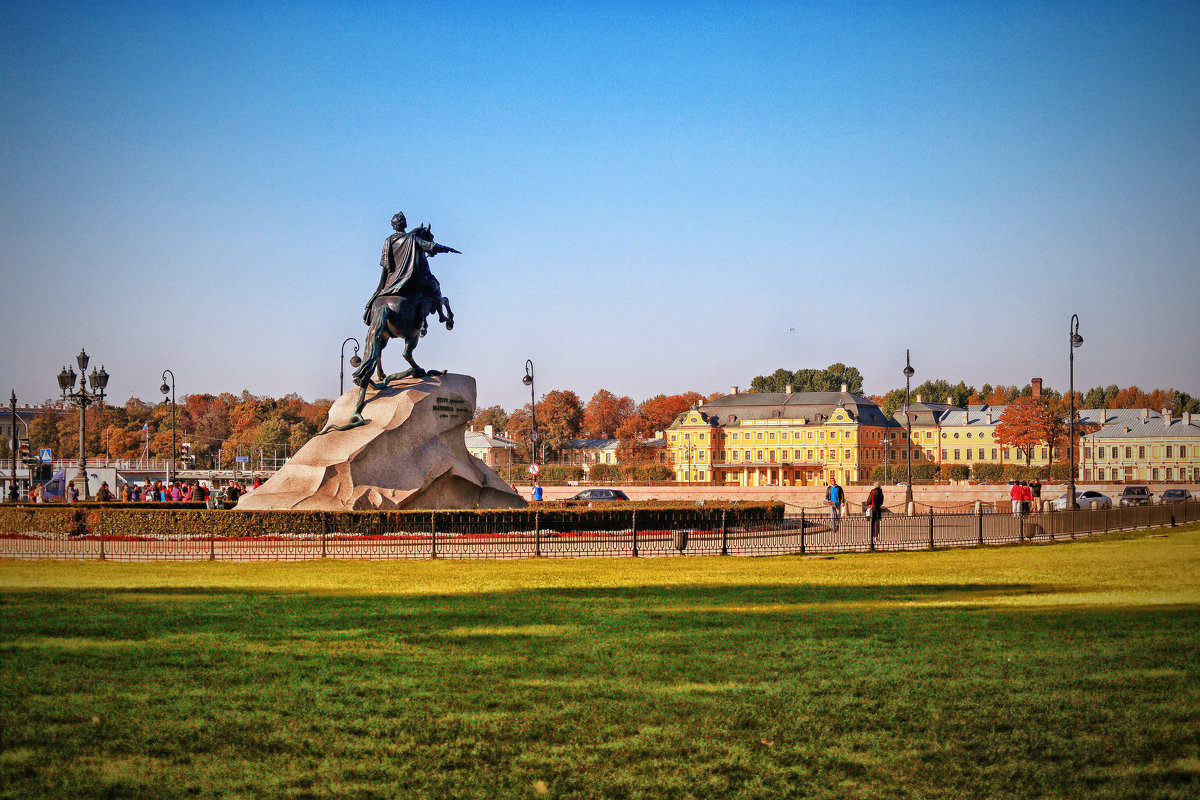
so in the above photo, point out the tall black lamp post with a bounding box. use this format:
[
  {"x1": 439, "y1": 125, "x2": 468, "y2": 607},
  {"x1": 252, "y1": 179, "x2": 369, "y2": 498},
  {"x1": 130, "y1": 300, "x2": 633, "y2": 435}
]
[
  {"x1": 1067, "y1": 315, "x2": 1084, "y2": 509},
  {"x1": 903, "y1": 350, "x2": 915, "y2": 507},
  {"x1": 340, "y1": 337, "x2": 361, "y2": 396},
  {"x1": 57, "y1": 349, "x2": 109, "y2": 500},
  {"x1": 160, "y1": 370, "x2": 176, "y2": 485},
  {"x1": 522, "y1": 360, "x2": 538, "y2": 465}
]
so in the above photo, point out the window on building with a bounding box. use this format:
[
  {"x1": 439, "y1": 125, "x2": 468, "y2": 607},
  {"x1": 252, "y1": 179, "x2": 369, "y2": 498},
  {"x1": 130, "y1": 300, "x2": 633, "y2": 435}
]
[
  {"x1": 756, "y1": 432, "x2": 764, "y2": 441},
  {"x1": 1181, "y1": 446, "x2": 1188, "y2": 458},
  {"x1": 1097, "y1": 468, "x2": 1105, "y2": 480},
  {"x1": 768, "y1": 450, "x2": 775, "y2": 462},
  {"x1": 954, "y1": 449, "x2": 960, "y2": 460},
  {"x1": 1152, "y1": 467, "x2": 1159, "y2": 480},
  {"x1": 1084, "y1": 447, "x2": 1092, "y2": 459},
  {"x1": 769, "y1": 432, "x2": 776, "y2": 440},
  {"x1": 914, "y1": 450, "x2": 921, "y2": 460},
  {"x1": 966, "y1": 432, "x2": 972, "y2": 439},
  {"x1": 1166, "y1": 468, "x2": 1173, "y2": 480},
  {"x1": 1125, "y1": 447, "x2": 1132, "y2": 458},
  {"x1": 1112, "y1": 447, "x2": 1118, "y2": 459},
  {"x1": 807, "y1": 449, "x2": 814, "y2": 460},
  {"x1": 698, "y1": 471, "x2": 705, "y2": 481},
  {"x1": 732, "y1": 451, "x2": 739, "y2": 462},
  {"x1": 1041, "y1": 448, "x2": 1048, "y2": 459},
  {"x1": 794, "y1": 449, "x2": 802, "y2": 460},
  {"x1": 807, "y1": 431, "x2": 814, "y2": 440},
  {"x1": 1138, "y1": 446, "x2": 1146, "y2": 459},
  {"x1": 781, "y1": 432, "x2": 789, "y2": 441},
  {"x1": 756, "y1": 450, "x2": 764, "y2": 461},
  {"x1": 991, "y1": 448, "x2": 998, "y2": 460},
  {"x1": 744, "y1": 450, "x2": 750, "y2": 461},
  {"x1": 844, "y1": 448, "x2": 852, "y2": 460},
  {"x1": 699, "y1": 433, "x2": 706, "y2": 441},
  {"x1": 941, "y1": 449, "x2": 948, "y2": 460},
  {"x1": 699, "y1": 451, "x2": 706, "y2": 462},
  {"x1": 1166, "y1": 446, "x2": 1173, "y2": 459}
]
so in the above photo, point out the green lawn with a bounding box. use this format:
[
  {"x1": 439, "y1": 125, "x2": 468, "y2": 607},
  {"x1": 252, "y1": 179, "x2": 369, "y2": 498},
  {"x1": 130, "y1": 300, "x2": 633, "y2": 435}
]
[{"x1": 1, "y1": 529, "x2": 1198, "y2": 799}]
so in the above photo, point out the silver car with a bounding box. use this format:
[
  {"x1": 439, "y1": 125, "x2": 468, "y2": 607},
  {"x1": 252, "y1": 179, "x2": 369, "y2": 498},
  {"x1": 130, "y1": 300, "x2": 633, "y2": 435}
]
[{"x1": 1047, "y1": 490, "x2": 1113, "y2": 511}]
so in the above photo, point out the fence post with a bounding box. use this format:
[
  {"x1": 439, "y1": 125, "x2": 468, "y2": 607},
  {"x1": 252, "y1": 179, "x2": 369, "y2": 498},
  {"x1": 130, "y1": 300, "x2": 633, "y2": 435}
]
[
  {"x1": 1018, "y1": 508, "x2": 1024, "y2": 543},
  {"x1": 98, "y1": 509, "x2": 105, "y2": 561},
  {"x1": 928, "y1": 508, "x2": 934, "y2": 549},
  {"x1": 720, "y1": 509, "x2": 728, "y2": 556},
  {"x1": 534, "y1": 510, "x2": 541, "y2": 558},
  {"x1": 800, "y1": 509, "x2": 806, "y2": 555},
  {"x1": 320, "y1": 513, "x2": 327, "y2": 559},
  {"x1": 977, "y1": 505, "x2": 983, "y2": 546},
  {"x1": 869, "y1": 510, "x2": 876, "y2": 552},
  {"x1": 631, "y1": 510, "x2": 638, "y2": 558},
  {"x1": 430, "y1": 510, "x2": 437, "y2": 559}
]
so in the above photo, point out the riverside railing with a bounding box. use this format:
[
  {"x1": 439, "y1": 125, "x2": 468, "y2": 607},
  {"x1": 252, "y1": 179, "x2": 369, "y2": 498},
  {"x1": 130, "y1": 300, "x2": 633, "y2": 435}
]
[{"x1": 0, "y1": 502, "x2": 1195, "y2": 562}]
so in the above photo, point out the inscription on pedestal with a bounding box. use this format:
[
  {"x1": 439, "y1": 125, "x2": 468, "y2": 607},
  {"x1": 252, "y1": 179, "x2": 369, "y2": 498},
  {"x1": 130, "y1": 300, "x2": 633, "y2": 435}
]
[{"x1": 433, "y1": 395, "x2": 471, "y2": 422}]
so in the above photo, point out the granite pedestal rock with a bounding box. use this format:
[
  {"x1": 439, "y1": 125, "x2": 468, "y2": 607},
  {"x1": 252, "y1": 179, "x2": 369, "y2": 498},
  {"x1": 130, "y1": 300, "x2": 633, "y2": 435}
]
[{"x1": 236, "y1": 373, "x2": 525, "y2": 510}]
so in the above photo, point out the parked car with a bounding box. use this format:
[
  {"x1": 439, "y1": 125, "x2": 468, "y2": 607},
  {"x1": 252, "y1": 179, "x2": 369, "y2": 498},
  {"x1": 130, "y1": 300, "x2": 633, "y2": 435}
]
[
  {"x1": 567, "y1": 489, "x2": 630, "y2": 502},
  {"x1": 1118, "y1": 486, "x2": 1154, "y2": 507},
  {"x1": 1160, "y1": 489, "x2": 1192, "y2": 504},
  {"x1": 1047, "y1": 490, "x2": 1113, "y2": 511}
]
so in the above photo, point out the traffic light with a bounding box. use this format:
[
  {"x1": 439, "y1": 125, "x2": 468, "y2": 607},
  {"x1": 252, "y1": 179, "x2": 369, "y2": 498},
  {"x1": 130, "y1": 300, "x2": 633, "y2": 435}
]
[{"x1": 19, "y1": 440, "x2": 30, "y2": 461}]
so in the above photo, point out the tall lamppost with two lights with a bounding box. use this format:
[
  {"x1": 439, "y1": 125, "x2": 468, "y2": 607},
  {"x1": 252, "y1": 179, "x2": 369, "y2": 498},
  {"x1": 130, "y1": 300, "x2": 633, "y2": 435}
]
[
  {"x1": 1067, "y1": 315, "x2": 1084, "y2": 509},
  {"x1": 57, "y1": 349, "x2": 109, "y2": 500},
  {"x1": 160, "y1": 370, "x2": 176, "y2": 485},
  {"x1": 903, "y1": 350, "x2": 915, "y2": 508}
]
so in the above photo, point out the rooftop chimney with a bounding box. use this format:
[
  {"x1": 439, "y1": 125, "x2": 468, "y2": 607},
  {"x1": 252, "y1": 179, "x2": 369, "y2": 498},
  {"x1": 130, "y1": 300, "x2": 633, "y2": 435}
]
[
  {"x1": 730, "y1": 386, "x2": 739, "y2": 396},
  {"x1": 785, "y1": 384, "x2": 793, "y2": 394},
  {"x1": 1031, "y1": 378, "x2": 1042, "y2": 398},
  {"x1": 946, "y1": 396, "x2": 953, "y2": 405},
  {"x1": 841, "y1": 383, "x2": 848, "y2": 393},
  {"x1": 985, "y1": 413, "x2": 993, "y2": 424},
  {"x1": 1164, "y1": 409, "x2": 1173, "y2": 426},
  {"x1": 1185, "y1": 412, "x2": 1193, "y2": 426},
  {"x1": 1141, "y1": 408, "x2": 1150, "y2": 423},
  {"x1": 484, "y1": 424, "x2": 494, "y2": 437},
  {"x1": 915, "y1": 394, "x2": 922, "y2": 403}
]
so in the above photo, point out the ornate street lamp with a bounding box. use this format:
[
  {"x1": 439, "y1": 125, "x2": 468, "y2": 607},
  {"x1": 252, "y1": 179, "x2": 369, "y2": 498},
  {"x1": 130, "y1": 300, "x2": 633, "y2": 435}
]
[
  {"x1": 522, "y1": 360, "x2": 538, "y2": 465},
  {"x1": 58, "y1": 348, "x2": 108, "y2": 500},
  {"x1": 903, "y1": 350, "x2": 915, "y2": 506},
  {"x1": 1067, "y1": 315, "x2": 1084, "y2": 510},
  {"x1": 340, "y1": 337, "x2": 362, "y2": 396},
  {"x1": 160, "y1": 370, "x2": 176, "y2": 485}
]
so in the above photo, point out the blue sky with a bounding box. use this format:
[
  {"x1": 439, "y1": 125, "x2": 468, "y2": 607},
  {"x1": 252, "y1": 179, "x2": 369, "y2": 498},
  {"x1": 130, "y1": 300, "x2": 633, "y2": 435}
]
[{"x1": 2, "y1": 1, "x2": 1198, "y2": 412}]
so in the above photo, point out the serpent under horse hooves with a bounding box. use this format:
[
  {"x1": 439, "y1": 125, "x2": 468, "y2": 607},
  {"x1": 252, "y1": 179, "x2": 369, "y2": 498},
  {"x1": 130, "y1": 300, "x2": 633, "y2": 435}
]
[{"x1": 318, "y1": 294, "x2": 453, "y2": 435}]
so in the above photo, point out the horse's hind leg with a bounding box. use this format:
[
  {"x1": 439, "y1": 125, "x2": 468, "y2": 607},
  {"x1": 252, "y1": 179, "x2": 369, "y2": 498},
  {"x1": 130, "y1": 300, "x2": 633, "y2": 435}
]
[
  {"x1": 440, "y1": 297, "x2": 454, "y2": 330},
  {"x1": 402, "y1": 333, "x2": 425, "y2": 378}
]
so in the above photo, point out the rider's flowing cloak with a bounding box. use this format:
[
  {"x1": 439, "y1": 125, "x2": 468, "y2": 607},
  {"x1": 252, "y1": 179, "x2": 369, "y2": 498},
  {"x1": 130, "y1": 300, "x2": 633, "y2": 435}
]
[{"x1": 373, "y1": 230, "x2": 440, "y2": 304}]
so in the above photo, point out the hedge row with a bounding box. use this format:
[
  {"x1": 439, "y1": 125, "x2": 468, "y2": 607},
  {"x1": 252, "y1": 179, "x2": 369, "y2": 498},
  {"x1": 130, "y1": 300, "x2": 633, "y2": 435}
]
[{"x1": 0, "y1": 502, "x2": 784, "y2": 539}]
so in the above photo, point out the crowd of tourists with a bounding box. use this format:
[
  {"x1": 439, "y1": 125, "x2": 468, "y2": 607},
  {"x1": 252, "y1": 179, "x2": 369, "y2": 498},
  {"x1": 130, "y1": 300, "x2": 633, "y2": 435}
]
[{"x1": 27, "y1": 477, "x2": 263, "y2": 508}]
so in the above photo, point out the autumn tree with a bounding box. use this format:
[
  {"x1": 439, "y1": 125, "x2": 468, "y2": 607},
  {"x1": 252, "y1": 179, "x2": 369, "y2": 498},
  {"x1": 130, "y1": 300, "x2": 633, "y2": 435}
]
[
  {"x1": 506, "y1": 405, "x2": 533, "y2": 461},
  {"x1": 471, "y1": 404, "x2": 508, "y2": 433},
  {"x1": 994, "y1": 396, "x2": 1060, "y2": 467},
  {"x1": 582, "y1": 390, "x2": 634, "y2": 438},
  {"x1": 638, "y1": 392, "x2": 703, "y2": 433},
  {"x1": 537, "y1": 390, "x2": 584, "y2": 454}
]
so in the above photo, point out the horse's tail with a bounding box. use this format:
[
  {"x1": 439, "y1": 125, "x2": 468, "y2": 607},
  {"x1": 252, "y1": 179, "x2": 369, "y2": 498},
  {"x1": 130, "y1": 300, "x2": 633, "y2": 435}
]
[{"x1": 352, "y1": 303, "x2": 388, "y2": 388}]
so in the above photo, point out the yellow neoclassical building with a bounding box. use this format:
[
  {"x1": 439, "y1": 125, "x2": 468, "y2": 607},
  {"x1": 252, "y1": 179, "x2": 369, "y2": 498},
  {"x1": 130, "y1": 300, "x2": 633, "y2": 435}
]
[
  {"x1": 665, "y1": 387, "x2": 901, "y2": 486},
  {"x1": 1081, "y1": 409, "x2": 1200, "y2": 483}
]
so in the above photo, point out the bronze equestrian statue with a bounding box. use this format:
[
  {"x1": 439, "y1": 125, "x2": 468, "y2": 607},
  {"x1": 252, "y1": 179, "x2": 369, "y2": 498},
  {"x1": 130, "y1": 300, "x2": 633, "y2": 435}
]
[{"x1": 322, "y1": 212, "x2": 459, "y2": 433}]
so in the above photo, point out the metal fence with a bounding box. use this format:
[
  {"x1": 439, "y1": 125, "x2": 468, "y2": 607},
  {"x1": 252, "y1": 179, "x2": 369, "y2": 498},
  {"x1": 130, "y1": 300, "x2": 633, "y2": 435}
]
[{"x1": 0, "y1": 502, "x2": 1196, "y2": 562}]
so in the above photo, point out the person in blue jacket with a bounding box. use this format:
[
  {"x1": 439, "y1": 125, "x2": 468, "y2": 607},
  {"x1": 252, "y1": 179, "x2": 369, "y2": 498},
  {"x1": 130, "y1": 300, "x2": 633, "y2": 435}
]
[{"x1": 826, "y1": 477, "x2": 846, "y2": 532}]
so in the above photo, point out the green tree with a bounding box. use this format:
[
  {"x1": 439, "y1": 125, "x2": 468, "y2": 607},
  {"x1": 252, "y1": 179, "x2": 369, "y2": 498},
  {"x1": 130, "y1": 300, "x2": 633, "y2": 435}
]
[
  {"x1": 538, "y1": 390, "x2": 584, "y2": 453},
  {"x1": 749, "y1": 364, "x2": 864, "y2": 395},
  {"x1": 471, "y1": 404, "x2": 509, "y2": 433}
]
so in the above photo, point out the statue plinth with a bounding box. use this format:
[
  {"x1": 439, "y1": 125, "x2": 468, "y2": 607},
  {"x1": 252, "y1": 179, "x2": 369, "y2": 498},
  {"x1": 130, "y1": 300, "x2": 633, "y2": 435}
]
[{"x1": 236, "y1": 373, "x2": 525, "y2": 511}]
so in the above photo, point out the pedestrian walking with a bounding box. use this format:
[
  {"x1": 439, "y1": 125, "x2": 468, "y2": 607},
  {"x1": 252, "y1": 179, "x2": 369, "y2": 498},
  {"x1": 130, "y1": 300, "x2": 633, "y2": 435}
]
[
  {"x1": 826, "y1": 477, "x2": 846, "y2": 531},
  {"x1": 865, "y1": 482, "x2": 885, "y2": 540}
]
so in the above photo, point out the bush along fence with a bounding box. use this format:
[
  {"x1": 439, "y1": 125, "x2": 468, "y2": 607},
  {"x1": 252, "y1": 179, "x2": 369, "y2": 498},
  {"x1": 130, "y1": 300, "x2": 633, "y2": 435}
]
[{"x1": 0, "y1": 500, "x2": 1195, "y2": 562}]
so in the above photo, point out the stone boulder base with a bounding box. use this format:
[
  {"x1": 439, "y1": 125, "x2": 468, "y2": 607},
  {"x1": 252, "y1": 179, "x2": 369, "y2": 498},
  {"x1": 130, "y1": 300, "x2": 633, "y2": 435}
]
[{"x1": 236, "y1": 373, "x2": 526, "y2": 511}]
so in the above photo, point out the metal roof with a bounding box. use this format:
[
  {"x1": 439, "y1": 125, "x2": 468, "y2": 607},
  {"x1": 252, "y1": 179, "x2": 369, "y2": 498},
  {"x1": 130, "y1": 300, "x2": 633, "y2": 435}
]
[{"x1": 688, "y1": 391, "x2": 898, "y2": 428}]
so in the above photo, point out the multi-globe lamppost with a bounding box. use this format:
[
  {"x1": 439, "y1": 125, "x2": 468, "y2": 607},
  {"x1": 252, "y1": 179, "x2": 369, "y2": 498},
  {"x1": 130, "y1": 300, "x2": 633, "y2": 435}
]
[
  {"x1": 903, "y1": 350, "x2": 915, "y2": 507},
  {"x1": 522, "y1": 360, "x2": 538, "y2": 465},
  {"x1": 340, "y1": 337, "x2": 362, "y2": 396},
  {"x1": 160, "y1": 370, "x2": 176, "y2": 485},
  {"x1": 8, "y1": 390, "x2": 18, "y2": 502},
  {"x1": 1067, "y1": 314, "x2": 1084, "y2": 510},
  {"x1": 57, "y1": 349, "x2": 109, "y2": 501}
]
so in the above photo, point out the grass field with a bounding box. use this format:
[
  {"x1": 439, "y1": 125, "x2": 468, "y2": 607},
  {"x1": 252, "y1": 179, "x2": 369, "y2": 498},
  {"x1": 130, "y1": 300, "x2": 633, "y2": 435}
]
[{"x1": 1, "y1": 528, "x2": 1198, "y2": 799}]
